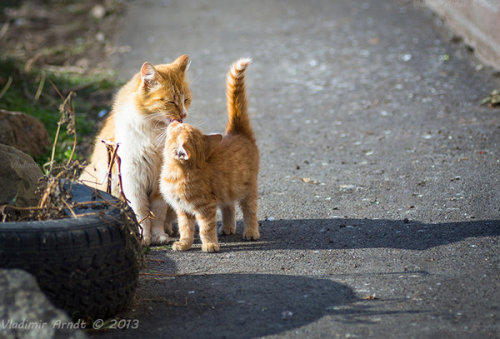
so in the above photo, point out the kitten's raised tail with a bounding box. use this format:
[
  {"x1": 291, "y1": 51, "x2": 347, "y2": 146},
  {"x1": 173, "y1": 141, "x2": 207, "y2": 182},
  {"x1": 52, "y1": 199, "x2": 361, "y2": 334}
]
[{"x1": 225, "y1": 58, "x2": 254, "y2": 142}]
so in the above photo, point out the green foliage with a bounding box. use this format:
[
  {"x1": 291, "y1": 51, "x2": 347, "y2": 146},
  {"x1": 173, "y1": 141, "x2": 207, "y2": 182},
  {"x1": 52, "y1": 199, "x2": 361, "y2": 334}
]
[
  {"x1": 0, "y1": 57, "x2": 117, "y2": 167},
  {"x1": 0, "y1": 0, "x2": 19, "y2": 11}
]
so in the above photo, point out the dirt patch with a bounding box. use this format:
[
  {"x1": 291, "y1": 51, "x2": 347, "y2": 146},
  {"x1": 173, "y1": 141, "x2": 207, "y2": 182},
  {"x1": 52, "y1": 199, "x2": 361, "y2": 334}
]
[
  {"x1": 0, "y1": 0, "x2": 130, "y2": 161},
  {"x1": 0, "y1": 0, "x2": 125, "y2": 74}
]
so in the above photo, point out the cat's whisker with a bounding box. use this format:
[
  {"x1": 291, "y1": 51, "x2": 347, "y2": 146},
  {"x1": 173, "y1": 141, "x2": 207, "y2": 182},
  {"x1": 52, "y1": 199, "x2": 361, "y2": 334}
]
[
  {"x1": 153, "y1": 120, "x2": 166, "y2": 130},
  {"x1": 154, "y1": 130, "x2": 168, "y2": 148},
  {"x1": 145, "y1": 113, "x2": 165, "y2": 122}
]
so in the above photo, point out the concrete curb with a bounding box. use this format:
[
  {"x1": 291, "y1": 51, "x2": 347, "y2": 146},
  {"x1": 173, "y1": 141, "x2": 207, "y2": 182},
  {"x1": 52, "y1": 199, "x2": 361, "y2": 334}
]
[{"x1": 425, "y1": 0, "x2": 500, "y2": 70}]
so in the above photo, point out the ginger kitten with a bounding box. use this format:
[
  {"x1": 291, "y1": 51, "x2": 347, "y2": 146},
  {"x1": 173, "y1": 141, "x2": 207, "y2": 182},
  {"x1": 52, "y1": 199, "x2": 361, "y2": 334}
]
[
  {"x1": 79, "y1": 55, "x2": 191, "y2": 245},
  {"x1": 160, "y1": 58, "x2": 259, "y2": 252}
]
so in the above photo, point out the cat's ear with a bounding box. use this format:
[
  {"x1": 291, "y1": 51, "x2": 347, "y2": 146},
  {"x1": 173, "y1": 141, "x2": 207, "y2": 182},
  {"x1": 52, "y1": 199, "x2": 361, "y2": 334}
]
[
  {"x1": 140, "y1": 62, "x2": 158, "y2": 89},
  {"x1": 174, "y1": 54, "x2": 190, "y2": 73},
  {"x1": 204, "y1": 134, "x2": 222, "y2": 157}
]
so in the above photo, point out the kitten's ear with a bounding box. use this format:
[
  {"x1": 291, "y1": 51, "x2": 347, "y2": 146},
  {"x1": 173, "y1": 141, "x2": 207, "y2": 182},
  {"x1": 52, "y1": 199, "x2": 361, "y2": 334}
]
[
  {"x1": 174, "y1": 54, "x2": 190, "y2": 73},
  {"x1": 141, "y1": 62, "x2": 158, "y2": 89},
  {"x1": 204, "y1": 134, "x2": 222, "y2": 157},
  {"x1": 175, "y1": 144, "x2": 189, "y2": 160}
]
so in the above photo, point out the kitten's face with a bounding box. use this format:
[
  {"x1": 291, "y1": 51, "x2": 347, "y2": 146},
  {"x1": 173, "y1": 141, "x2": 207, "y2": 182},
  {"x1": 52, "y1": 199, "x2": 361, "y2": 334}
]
[
  {"x1": 165, "y1": 122, "x2": 222, "y2": 166},
  {"x1": 137, "y1": 55, "x2": 192, "y2": 125},
  {"x1": 166, "y1": 122, "x2": 201, "y2": 162}
]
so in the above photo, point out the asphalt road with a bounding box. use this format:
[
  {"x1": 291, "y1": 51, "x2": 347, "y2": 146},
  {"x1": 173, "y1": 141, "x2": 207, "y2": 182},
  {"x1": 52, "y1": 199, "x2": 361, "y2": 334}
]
[{"x1": 94, "y1": 0, "x2": 500, "y2": 338}]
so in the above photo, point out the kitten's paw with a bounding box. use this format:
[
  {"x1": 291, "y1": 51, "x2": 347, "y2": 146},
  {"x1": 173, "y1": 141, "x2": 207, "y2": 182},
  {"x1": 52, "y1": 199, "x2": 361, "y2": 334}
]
[
  {"x1": 243, "y1": 229, "x2": 260, "y2": 241},
  {"x1": 142, "y1": 234, "x2": 151, "y2": 246},
  {"x1": 219, "y1": 226, "x2": 236, "y2": 236},
  {"x1": 172, "y1": 241, "x2": 191, "y2": 251},
  {"x1": 151, "y1": 232, "x2": 172, "y2": 245},
  {"x1": 165, "y1": 225, "x2": 179, "y2": 237},
  {"x1": 201, "y1": 242, "x2": 220, "y2": 253}
]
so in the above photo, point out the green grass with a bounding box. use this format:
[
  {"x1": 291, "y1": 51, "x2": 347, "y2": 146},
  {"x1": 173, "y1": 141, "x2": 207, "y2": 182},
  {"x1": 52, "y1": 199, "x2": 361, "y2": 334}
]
[
  {"x1": 0, "y1": 0, "x2": 19, "y2": 11},
  {"x1": 0, "y1": 57, "x2": 118, "y2": 169}
]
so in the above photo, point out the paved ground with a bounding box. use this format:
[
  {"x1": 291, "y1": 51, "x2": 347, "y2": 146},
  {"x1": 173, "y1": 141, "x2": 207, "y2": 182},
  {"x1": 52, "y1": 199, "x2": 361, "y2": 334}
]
[{"x1": 93, "y1": 0, "x2": 500, "y2": 338}]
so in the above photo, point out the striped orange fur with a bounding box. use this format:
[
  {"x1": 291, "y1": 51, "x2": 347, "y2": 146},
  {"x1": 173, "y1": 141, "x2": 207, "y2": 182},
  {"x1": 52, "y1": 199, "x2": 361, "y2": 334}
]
[
  {"x1": 225, "y1": 58, "x2": 254, "y2": 142},
  {"x1": 160, "y1": 58, "x2": 259, "y2": 252}
]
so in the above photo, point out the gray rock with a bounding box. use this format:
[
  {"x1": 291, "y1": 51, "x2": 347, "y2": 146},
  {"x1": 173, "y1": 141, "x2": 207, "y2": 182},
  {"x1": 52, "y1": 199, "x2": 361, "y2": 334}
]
[
  {"x1": 0, "y1": 109, "x2": 50, "y2": 157},
  {"x1": 0, "y1": 269, "x2": 86, "y2": 339},
  {"x1": 0, "y1": 144, "x2": 43, "y2": 207}
]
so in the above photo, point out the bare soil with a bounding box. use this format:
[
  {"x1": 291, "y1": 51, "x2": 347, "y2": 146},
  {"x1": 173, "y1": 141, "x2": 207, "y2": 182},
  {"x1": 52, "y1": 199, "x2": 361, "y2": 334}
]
[{"x1": 0, "y1": 0, "x2": 125, "y2": 74}]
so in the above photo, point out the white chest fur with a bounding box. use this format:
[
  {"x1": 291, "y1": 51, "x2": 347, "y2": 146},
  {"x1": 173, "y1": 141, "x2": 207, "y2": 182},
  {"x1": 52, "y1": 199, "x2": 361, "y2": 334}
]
[{"x1": 115, "y1": 104, "x2": 165, "y2": 196}]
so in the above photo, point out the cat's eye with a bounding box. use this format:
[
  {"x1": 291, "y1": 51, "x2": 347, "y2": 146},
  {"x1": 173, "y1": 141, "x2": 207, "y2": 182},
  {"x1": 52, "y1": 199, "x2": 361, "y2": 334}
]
[{"x1": 184, "y1": 98, "x2": 190, "y2": 103}]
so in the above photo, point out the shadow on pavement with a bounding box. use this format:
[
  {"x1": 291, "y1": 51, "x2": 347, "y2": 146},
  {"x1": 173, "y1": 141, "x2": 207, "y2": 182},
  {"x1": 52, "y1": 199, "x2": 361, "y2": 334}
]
[
  {"x1": 94, "y1": 271, "x2": 416, "y2": 338},
  {"x1": 91, "y1": 218, "x2": 498, "y2": 338},
  {"x1": 220, "y1": 218, "x2": 500, "y2": 251}
]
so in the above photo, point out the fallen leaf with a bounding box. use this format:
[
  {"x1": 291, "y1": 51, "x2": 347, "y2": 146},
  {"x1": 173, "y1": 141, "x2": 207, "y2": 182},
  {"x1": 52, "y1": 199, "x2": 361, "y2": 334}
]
[
  {"x1": 302, "y1": 177, "x2": 319, "y2": 184},
  {"x1": 481, "y1": 89, "x2": 500, "y2": 107}
]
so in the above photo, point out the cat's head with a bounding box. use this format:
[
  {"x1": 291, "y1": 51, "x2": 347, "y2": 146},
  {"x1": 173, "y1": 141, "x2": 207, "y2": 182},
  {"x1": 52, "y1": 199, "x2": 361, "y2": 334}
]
[
  {"x1": 135, "y1": 55, "x2": 191, "y2": 124},
  {"x1": 165, "y1": 121, "x2": 222, "y2": 167}
]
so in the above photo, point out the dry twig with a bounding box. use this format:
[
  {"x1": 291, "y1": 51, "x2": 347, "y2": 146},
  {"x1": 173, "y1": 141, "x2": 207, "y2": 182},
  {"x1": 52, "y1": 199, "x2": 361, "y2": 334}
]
[
  {"x1": 0, "y1": 75, "x2": 12, "y2": 100},
  {"x1": 34, "y1": 71, "x2": 46, "y2": 102}
]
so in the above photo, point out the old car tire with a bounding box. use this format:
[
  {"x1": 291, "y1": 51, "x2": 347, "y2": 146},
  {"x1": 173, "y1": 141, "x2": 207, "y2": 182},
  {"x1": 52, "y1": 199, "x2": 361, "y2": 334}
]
[{"x1": 0, "y1": 184, "x2": 140, "y2": 320}]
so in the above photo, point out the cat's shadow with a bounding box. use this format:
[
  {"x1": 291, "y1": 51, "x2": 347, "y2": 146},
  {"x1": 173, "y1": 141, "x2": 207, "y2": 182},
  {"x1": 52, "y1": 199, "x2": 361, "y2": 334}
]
[
  {"x1": 91, "y1": 219, "x2": 498, "y2": 338},
  {"x1": 219, "y1": 218, "x2": 500, "y2": 251},
  {"x1": 98, "y1": 271, "x2": 415, "y2": 339}
]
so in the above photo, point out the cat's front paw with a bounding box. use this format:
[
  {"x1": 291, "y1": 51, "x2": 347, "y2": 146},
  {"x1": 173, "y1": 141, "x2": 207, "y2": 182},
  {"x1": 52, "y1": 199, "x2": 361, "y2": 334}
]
[
  {"x1": 172, "y1": 241, "x2": 191, "y2": 251},
  {"x1": 201, "y1": 242, "x2": 220, "y2": 253},
  {"x1": 151, "y1": 232, "x2": 172, "y2": 245},
  {"x1": 219, "y1": 226, "x2": 236, "y2": 236},
  {"x1": 142, "y1": 234, "x2": 152, "y2": 246},
  {"x1": 243, "y1": 229, "x2": 260, "y2": 241}
]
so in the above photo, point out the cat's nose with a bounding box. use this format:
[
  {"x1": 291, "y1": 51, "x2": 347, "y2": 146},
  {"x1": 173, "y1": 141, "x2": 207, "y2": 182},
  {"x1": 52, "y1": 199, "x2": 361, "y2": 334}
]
[{"x1": 181, "y1": 111, "x2": 187, "y2": 119}]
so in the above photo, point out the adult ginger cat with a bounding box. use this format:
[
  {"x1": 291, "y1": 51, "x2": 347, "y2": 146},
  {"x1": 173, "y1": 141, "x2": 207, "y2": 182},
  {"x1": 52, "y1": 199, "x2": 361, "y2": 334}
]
[
  {"x1": 160, "y1": 58, "x2": 259, "y2": 252},
  {"x1": 79, "y1": 55, "x2": 191, "y2": 245}
]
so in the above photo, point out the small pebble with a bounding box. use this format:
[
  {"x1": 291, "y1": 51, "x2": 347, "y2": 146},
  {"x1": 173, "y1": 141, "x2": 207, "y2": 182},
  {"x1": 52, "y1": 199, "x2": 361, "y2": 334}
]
[
  {"x1": 281, "y1": 310, "x2": 293, "y2": 320},
  {"x1": 98, "y1": 109, "x2": 108, "y2": 118},
  {"x1": 401, "y1": 54, "x2": 412, "y2": 62},
  {"x1": 91, "y1": 5, "x2": 106, "y2": 20}
]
